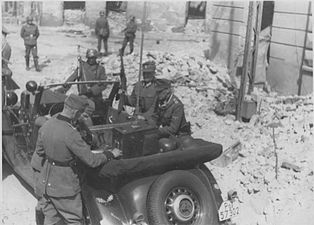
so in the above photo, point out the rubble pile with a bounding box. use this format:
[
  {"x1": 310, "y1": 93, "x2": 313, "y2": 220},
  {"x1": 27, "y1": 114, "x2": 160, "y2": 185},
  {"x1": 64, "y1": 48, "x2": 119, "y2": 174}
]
[
  {"x1": 101, "y1": 51, "x2": 235, "y2": 117},
  {"x1": 107, "y1": 11, "x2": 127, "y2": 35},
  {"x1": 205, "y1": 95, "x2": 314, "y2": 225}
]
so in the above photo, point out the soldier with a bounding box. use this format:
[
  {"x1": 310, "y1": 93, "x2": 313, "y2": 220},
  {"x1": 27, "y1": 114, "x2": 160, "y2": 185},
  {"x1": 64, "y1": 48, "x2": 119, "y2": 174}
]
[
  {"x1": 31, "y1": 94, "x2": 122, "y2": 225},
  {"x1": 119, "y1": 16, "x2": 137, "y2": 56},
  {"x1": 20, "y1": 16, "x2": 40, "y2": 72},
  {"x1": 95, "y1": 10, "x2": 110, "y2": 55},
  {"x1": 56, "y1": 49, "x2": 107, "y2": 110},
  {"x1": 125, "y1": 61, "x2": 171, "y2": 116},
  {"x1": 154, "y1": 86, "x2": 191, "y2": 138},
  {"x1": 2, "y1": 26, "x2": 19, "y2": 91}
]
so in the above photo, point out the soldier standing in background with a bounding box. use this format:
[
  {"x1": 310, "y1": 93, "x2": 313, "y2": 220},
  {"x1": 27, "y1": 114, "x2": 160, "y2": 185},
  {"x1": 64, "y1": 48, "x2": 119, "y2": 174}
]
[
  {"x1": 20, "y1": 16, "x2": 40, "y2": 72},
  {"x1": 95, "y1": 10, "x2": 110, "y2": 56},
  {"x1": 119, "y1": 16, "x2": 137, "y2": 56}
]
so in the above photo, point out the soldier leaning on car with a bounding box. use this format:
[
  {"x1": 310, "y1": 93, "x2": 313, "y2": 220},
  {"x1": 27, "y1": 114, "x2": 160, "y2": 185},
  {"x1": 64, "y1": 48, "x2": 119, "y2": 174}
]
[
  {"x1": 95, "y1": 10, "x2": 110, "y2": 55},
  {"x1": 125, "y1": 61, "x2": 171, "y2": 117},
  {"x1": 2, "y1": 26, "x2": 20, "y2": 92},
  {"x1": 56, "y1": 49, "x2": 107, "y2": 111},
  {"x1": 20, "y1": 16, "x2": 40, "y2": 72},
  {"x1": 31, "y1": 94, "x2": 122, "y2": 225},
  {"x1": 153, "y1": 86, "x2": 191, "y2": 138}
]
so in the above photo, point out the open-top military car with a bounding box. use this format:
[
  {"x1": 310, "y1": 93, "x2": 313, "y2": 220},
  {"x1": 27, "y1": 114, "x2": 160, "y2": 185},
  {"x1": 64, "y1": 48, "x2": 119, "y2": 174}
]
[{"x1": 2, "y1": 76, "x2": 237, "y2": 225}]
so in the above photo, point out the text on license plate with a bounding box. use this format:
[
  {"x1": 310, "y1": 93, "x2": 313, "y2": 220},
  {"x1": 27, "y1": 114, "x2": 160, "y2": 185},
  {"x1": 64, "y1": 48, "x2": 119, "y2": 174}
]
[{"x1": 218, "y1": 200, "x2": 239, "y2": 221}]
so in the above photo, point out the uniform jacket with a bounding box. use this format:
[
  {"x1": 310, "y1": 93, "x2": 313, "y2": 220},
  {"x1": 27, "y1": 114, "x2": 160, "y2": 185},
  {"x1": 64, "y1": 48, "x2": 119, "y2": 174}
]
[
  {"x1": 95, "y1": 16, "x2": 110, "y2": 37},
  {"x1": 60, "y1": 61, "x2": 107, "y2": 98},
  {"x1": 2, "y1": 38, "x2": 19, "y2": 90},
  {"x1": 126, "y1": 78, "x2": 169, "y2": 113},
  {"x1": 31, "y1": 115, "x2": 108, "y2": 197},
  {"x1": 20, "y1": 23, "x2": 39, "y2": 46},
  {"x1": 156, "y1": 95, "x2": 191, "y2": 137},
  {"x1": 124, "y1": 21, "x2": 137, "y2": 37}
]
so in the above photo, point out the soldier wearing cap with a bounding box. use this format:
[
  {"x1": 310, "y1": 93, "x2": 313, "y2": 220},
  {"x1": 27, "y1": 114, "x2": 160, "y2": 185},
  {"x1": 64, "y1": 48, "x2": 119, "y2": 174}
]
[
  {"x1": 95, "y1": 10, "x2": 110, "y2": 55},
  {"x1": 56, "y1": 49, "x2": 107, "y2": 110},
  {"x1": 153, "y1": 86, "x2": 191, "y2": 138},
  {"x1": 125, "y1": 61, "x2": 171, "y2": 116},
  {"x1": 2, "y1": 26, "x2": 20, "y2": 105},
  {"x1": 20, "y1": 16, "x2": 40, "y2": 71},
  {"x1": 31, "y1": 94, "x2": 122, "y2": 225},
  {"x1": 119, "y1": 16, "x2": 137, "y2": 55}
]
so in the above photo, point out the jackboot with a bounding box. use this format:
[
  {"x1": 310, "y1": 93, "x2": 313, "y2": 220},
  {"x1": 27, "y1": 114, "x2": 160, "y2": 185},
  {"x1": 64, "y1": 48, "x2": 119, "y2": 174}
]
[
  {"x1": 35, "y1": 209, "x2": 44, "y2": 225},
  {"x1": 25, "y1": 57, "x2": 30, "y2": 71},
  {"x1": 34, "y1": 58, "x2": 41, "y2": 72}
]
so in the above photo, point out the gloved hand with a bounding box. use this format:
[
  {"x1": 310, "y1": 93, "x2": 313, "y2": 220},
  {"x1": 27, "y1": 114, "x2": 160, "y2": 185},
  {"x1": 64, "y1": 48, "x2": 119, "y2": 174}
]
[{"x1": 89, "y1": 85, "x2": 102, "y2": 96}]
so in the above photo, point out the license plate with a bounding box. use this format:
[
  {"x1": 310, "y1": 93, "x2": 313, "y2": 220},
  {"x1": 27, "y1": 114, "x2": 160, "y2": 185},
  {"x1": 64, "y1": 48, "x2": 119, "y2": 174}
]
[{"x1": 218, "y1": 200, "x2": 240, "y2": 221}]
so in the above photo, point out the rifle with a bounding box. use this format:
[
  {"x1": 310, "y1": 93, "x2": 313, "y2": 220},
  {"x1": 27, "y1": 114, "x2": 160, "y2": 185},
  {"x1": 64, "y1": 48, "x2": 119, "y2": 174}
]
[
  {"x1": 117, "y1": 53, "x2": 126, "y2": 114},
  {"x1": 45, "y1": 80, "x2": 119, "y2": 89}
]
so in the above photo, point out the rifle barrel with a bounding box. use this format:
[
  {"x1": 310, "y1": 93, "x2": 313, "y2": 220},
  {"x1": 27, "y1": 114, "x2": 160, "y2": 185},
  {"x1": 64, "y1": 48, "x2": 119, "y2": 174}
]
[{"x1": 44, "y1": 81, "x2": 119, "y2": 88}]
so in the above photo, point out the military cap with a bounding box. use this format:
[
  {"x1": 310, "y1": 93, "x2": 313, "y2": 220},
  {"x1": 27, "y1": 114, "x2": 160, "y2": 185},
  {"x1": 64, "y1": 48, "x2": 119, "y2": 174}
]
[
  {"x1": 64, "y1": 94, "x2": 89, "y2": 111},
  {"x1": 142, "y1": 61, "x2": 156, "y2": 73},
  {"x1": 2, "y1": 26, "x2": 9, "y2": 34}
]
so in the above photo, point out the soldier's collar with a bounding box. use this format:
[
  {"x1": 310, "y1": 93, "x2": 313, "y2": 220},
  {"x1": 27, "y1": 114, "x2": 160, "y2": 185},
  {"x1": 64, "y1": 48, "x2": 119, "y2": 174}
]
[{"x1": 56, "y1": 114, "x2": 72, "y2": 124}]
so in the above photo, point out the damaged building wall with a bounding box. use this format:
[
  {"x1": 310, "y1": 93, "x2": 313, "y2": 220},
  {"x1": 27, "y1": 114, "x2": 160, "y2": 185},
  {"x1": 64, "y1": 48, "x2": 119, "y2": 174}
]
[
  {"x1": 85, "y1": 1, "x2": 106, "y2": 27},
  {"x1": 40, "y1": 1, "x2": 63, "y2": 26},
  {"x1": 267, "y1": 1, "x2": 312, "y2": 95}
]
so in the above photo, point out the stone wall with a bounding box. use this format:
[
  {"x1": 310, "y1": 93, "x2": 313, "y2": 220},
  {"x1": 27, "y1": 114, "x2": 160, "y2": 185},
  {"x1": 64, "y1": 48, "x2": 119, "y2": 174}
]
[{"x1": 41, "y1": 1, "x2": 63, "y2": 26}]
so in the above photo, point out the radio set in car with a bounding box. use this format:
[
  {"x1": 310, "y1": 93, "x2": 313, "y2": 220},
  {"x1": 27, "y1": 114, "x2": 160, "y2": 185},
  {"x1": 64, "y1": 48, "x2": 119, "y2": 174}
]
[{"x1": 112, "y1": 123, "x2": 160, "y2": 159}]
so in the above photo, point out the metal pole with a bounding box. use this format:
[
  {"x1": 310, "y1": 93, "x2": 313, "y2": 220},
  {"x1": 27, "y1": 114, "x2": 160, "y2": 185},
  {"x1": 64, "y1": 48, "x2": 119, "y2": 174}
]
[
  {"x1": 248, "y1": 1, "x2": 263, "y2": 94},
  {"x1": 236, "y1": 1, "x2": 254, "y2": 121},
  {"x1": 297, "y1": 1, "x2": 311, "y2": 95},
  {"x1": 135, "y1": 1, "x2": 147, "y2": 115}
]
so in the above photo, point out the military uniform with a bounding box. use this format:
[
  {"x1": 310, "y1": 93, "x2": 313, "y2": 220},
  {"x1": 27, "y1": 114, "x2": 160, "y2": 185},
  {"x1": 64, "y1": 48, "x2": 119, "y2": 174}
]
[
  {"x1": 120, "y1": 18, "x2": 137, "y2": 55},
  {"x1": 95, "y1": 13, "x2": 110, "y2": 54},
  {"x1": 20, "y1": 18, "x2": 40, "y2": 71},
  {"x1": 155, "y1": 94, "x2": 191, "y2": 138},
  {"x1": 126, "y1": 78, "x2": 171, "y2": 114},
  {"x1": 31, "y1": 115, "x2": 111, "y2": 225},
  {"x1": 58, "y1": 60, "x2": 107, "y2": 108}
]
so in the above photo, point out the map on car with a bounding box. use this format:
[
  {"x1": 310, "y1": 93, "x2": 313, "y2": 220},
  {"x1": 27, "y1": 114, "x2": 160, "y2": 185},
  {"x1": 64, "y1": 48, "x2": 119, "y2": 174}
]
[{"x1": 218, "y1": 200, "x2": 240, "y2": 221}]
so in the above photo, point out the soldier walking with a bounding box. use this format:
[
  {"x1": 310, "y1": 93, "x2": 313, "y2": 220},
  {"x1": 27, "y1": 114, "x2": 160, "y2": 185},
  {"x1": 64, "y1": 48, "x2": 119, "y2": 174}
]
[
  {"x1": 31, "y1": 94, "x2": 122, "y2": 225},
  {"x1": 20, "y1": 16, "x2": 40, "y2": 72},
  {"x1": 95, "y1": 10, "x2": 110, "y2": 55},
  {"x1": 119, "y1": 16, "x2": 137, "y2": 56}
]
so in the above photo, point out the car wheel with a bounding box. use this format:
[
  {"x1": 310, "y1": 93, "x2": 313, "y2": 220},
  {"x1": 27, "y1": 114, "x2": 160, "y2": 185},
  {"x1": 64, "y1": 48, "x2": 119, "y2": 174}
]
[{"x1": 147, "y1": 170, "x2": 217, "y2": 225}]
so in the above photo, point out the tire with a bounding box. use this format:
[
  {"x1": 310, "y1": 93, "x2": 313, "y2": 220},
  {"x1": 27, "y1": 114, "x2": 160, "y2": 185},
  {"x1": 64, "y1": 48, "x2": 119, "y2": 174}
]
[{"x1": 147, "y1": 170, "x2": 218, "y2": 225}]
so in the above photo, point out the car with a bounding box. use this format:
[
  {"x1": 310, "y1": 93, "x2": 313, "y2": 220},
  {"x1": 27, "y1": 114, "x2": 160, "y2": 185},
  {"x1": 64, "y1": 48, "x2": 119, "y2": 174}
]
[{"x1": 2, "y1": 77, "x2": 236, "y2": 225}]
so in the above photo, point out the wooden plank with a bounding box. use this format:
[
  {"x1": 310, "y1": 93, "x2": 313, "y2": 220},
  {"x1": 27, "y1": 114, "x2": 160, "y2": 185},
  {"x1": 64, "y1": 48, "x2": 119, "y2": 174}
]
[
  {"x1": 274, "y1": 1, "x2": 311, "y2": 14},
  {"x1": 272, "y1": 13, "x2": 308, "y2": 29},
  {"x1": 271, "y1": 28, "x2": 306, "y2": 47}
]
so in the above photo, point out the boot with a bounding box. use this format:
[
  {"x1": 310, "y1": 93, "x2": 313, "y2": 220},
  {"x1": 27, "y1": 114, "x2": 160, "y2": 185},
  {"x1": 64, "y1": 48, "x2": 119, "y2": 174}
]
[
  {"x1": 34, "y1": 58, "x2": 41, "y2": 72},
  {"x1": 25, "y1": 57, "x2": 30, "y2": 71},
  {"x1": 35, "y1": 209, "x2": 44, "y2": 225}
]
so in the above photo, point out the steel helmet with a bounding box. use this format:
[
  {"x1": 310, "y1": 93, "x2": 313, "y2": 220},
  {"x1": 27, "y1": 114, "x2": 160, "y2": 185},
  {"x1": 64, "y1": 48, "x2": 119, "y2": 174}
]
[
  {"x1": 99, "y1": 10, "x2": 105, "y2": 15},
  {"x1": 26, "y1": 16, "x2": 33, "y2": 22},
  {"x1": 86, "y1": 49, "x2": 98, "y2": 58},
  {"x1": 142, "y1": 61, "x2": 156, "y2": 73}
]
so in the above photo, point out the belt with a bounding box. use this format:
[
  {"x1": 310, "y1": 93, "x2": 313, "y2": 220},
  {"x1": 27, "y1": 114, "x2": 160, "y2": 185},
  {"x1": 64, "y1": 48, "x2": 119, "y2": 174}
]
[{"x1": 46, "y1": 157, "x2": 77, "y2": 167}]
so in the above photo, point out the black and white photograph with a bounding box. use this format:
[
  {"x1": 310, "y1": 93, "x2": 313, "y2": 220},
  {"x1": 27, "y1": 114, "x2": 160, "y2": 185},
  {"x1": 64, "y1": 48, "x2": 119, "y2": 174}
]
[{"x1": 1, "y1": 1, "x2": 313, "y2": 225}]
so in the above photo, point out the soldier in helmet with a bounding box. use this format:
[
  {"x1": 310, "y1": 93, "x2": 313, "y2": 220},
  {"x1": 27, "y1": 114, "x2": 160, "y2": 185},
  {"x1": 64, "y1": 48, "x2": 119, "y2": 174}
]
[
  {"x1": 95, "y1": 10, "x2": 110, "y2": 55},
  {"x1": 20, "y1": 16, "x2": 40, "y2": 72},
  {"x1": 56, "y1": 49, "x2": 107, "y2": 110},
  {"x1": 125, "y1": 61, "x2": 171, "y2": 116},
  {"x1": 119, "y1": 16, "x2": 137, "y2": 56}
]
